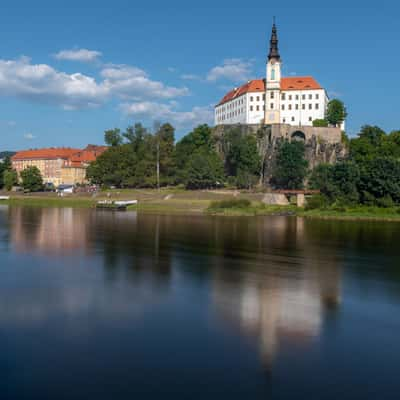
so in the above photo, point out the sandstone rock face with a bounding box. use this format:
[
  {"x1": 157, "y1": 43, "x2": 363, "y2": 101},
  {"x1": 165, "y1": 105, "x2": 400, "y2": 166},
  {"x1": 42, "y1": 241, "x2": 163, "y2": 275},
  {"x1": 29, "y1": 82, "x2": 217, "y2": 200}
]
[
  {"x1": 212, "y1": 124, "x2": 348, "y2": 187},
  {"x1": 262, "y1": 193, "x2": 290, "y2": 205}
]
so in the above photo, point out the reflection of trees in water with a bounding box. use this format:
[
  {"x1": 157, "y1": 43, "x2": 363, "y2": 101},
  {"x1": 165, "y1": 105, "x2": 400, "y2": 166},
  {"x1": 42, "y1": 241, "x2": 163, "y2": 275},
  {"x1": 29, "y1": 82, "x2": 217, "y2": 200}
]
[{"x1": 89, "y1": 212, "x2": 173, "y2": 290}]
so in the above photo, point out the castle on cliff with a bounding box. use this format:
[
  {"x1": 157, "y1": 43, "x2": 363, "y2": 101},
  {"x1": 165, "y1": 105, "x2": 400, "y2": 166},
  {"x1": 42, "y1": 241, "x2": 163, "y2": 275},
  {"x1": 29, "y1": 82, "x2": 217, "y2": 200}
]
[{"x1": 214, "y1": 22, "x2": 344, "y2": 131}]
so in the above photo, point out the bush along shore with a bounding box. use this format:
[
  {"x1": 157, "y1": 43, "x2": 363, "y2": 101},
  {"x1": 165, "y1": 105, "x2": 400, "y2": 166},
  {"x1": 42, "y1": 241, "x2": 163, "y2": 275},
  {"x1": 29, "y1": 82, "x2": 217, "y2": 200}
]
[{"x1": 2, "y1": 191, "x2": 400, "y2": 221}]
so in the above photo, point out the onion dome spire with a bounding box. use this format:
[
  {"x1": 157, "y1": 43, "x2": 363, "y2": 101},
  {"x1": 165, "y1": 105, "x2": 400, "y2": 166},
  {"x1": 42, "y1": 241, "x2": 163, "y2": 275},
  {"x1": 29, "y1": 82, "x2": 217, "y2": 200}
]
[{"x1": 268, "y1": 18, "x2": 281, "y2": 61}]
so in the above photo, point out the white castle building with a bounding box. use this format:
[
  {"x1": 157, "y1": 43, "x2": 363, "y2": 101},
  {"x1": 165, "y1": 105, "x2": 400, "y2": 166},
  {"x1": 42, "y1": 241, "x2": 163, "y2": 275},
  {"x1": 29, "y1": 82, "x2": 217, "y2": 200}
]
[{"x1": 215, "y1": 23, "x2": 332, "y2": 127}]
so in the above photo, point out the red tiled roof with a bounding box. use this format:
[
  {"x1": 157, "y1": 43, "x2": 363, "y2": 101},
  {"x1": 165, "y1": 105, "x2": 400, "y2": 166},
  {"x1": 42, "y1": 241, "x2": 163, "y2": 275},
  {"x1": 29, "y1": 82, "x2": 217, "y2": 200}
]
[
  {"x1": 12, "y1": 148, "x2": 80, "y2": 161},
  {"x1": 217, "y1": 76, "x2": 322, "y2": 106},
  {"x1": 12, "y1": 145, "x2": 108, "y2": 167},
  {"x1": 281, "y1": 76, "x2": 321, "y2": 91},
  {"x1": 217, "y1": 79, "x2": 265, "y2": 105},
  {"x1": 68, "y1": 146, "x2": 108, "y2": 167}
]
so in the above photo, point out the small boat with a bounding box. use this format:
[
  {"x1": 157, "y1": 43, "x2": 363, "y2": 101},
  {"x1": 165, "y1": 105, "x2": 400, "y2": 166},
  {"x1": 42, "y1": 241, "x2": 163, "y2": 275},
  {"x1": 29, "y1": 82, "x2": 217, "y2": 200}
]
[
  {"x1": 0, "y1": 196, "x2": 10, "y2": 201},
  {"x1": 114, "y1": 200, "x2": 138, "y2": 206},
  {"x1": 95, "y1": 200, "x2": 137, "y2": 211}
]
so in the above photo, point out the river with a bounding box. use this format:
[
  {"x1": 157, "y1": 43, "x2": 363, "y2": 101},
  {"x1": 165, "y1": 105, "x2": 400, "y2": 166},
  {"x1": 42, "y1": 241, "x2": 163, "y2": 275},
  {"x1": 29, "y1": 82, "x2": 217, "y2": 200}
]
[{"x1": 0, "y1": 206, "x2": 399, "y2": 399}]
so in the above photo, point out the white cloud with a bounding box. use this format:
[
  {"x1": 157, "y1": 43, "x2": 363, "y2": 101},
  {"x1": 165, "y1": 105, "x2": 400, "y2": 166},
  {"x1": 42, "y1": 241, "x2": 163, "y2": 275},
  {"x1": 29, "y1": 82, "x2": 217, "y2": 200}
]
[
  {"x1": 207, "y1": 58, "x2": 253, "y2": 83},
  {"x1": 23, "y1": 132, "x2": 35, "y2": 140},
  {"x1": 0, "y1": 57, "x2": 189, "y2": 110},
  {"x1": 181, "y1": 74, "x2": 201, "y2": 81},
  {"x1": 120, "y1": 101, "x2": 213, "y2": 128},
  {"x1": 54, "y1": 48, "x2": 102, "y2": 63},
  {"x1": 0, "y1": 56, "x2": 107, "y2": 109},
  {"x1": 101, "y1": 64, "x2": 189, "y2": 100}
]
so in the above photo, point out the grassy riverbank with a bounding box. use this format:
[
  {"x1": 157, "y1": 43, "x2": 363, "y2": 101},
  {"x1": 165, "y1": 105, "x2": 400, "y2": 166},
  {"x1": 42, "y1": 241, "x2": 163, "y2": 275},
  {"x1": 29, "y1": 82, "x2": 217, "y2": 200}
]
[{"x1": 2, "y1": 190, "x2": 400, "y2": 221}]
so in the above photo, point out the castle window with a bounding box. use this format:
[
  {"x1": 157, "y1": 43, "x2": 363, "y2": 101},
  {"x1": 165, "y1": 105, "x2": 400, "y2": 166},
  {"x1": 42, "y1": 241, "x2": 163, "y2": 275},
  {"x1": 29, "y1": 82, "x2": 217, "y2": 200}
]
[
  {"x1": 250, "y1": 106, "x2": 253, "y2": 111},
  {"x1": 282, "y1": 93, "x2": 286, "y2": 100},
  {"x1": 302, "y1": 94, "x2": 306, "y2": 100},
  {"x1": 283, "y1": 118, "x2": 286, "y2": 123},
  {"x1": 302, "y1": 104, "x2": 306, "y2": 110},
  {"x1": 296, "y1": 95, "x2": 299, "y2": 100},
  {"x1": 309, "y1": 104, "x2": 312, "y2": 110},
  {"x1": 282, "y1": 104, "x2": 285, "y2": 110},
  {"x1": 270, "y1": 92, "x2": 274, "y2": 99},
  {"x1": 289, "y1": 104, "x2": 292, "y2": 110},
  {"x1": 271, "y1": 68, "x2": 276, "y2": 80},
  {"x1": 250, "y1": 96, "x2": 254, "y2": 102},
  {"x1": 291, "y1": 117, "x2": 295, "y2": 122},
  {"x1": 263, "y1": 94, "x2": 266, "y2": 100},
  {"x1": 257, "y1": 96, "x2": 260, "y2": 101},
  {"x1": 316, "y1": 94, "x2": 319, "y2": 100},
  {"x1": 309, "y1": 117, "x2": 313, "y2": 122},
  {"x1": 256, "y1": 105, "x2": 260, "y2": 111},
  {"x1": 315, "y1": 103, "x2": 319, "y2": 110},
  {"x1": 295, "y1": 104, "x2": 299, "y2": 110},
  {"x1": 289, "y1": 95, "x2": 292, "y2": 100},
  {"x1": 270, "y1": 103, "x2": 274, "y2": 109},
  {"x1": 309, "y1": 94, "x2": 312, "y2": 100}
]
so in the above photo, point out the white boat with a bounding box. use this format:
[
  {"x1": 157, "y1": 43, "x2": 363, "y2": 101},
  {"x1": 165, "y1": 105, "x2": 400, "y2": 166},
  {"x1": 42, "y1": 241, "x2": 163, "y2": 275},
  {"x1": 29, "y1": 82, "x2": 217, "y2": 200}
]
[
  {"x1": 114, "y1": 200, "x2": 138, "y2": 206},
  {"x1": 0, "y1": 196, "x2": 10, "y2": 200}
]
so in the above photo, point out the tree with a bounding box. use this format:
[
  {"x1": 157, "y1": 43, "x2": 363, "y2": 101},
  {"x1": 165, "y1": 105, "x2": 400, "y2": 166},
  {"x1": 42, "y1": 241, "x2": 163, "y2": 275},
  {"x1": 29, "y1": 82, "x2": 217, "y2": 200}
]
[
  {"x1": 0, "y1": 156, "x2": 12, "y2": 188},
  {"x1": 358, "y1": 158, "x2": 400, "y2": 204},
  {"x1": 104, "y1": 129, "x2": 123, "y2": 147},
  {"x1": 312, "y1": 119, "x2": 328, "y2": 127},
  {"x1": 185, "y1": 149, "x2": 224, "y2": 189},
  {"x1": 349, "y1": 126, "x2": 400, "y2": 164},
  {"x1": 20, "y1": 166, "x2": 43, "y2": 192},
  {"x1": 156, "y1": 123, "x2": 176, "y2": 186},
  {"x1": 87, "y1": 145, "x2": 137, "y2": 187},
  {"x1": 326, "y1": 99, "x2": 347, "y2": 127},
  {"x1": 272, "y1": 140, "x2": 308, "y2": 189},
  {"x1": 3, "y1": 169, "x2": 18, "y2": 191},
  {"x1": 223, "y1": 128, "x2": 261, "y2": 189},
  {"x1": 310, "y1": 162, "x2": 361, "y2": 204}
]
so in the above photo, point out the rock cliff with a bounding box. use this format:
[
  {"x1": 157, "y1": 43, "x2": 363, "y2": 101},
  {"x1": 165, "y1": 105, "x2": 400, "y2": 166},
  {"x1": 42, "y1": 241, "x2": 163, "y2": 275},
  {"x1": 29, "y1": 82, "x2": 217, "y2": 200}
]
[{"x1": 212, "y1": 124, "x2": 348, "y2": 187}]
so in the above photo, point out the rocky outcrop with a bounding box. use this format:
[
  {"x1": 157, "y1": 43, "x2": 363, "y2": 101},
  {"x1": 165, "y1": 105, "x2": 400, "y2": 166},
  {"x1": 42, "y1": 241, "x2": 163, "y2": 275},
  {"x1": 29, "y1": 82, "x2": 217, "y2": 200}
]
[{"x1": 212, "y1": 124, "x2": 348, "y2": 187}]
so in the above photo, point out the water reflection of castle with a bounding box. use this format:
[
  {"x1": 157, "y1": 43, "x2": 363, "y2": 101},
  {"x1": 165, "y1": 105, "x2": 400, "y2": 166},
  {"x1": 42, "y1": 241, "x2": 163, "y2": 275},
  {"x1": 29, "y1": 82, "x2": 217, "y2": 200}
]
[{"x1": 212, "y1": 217, "x2": 342, "y2": 366}]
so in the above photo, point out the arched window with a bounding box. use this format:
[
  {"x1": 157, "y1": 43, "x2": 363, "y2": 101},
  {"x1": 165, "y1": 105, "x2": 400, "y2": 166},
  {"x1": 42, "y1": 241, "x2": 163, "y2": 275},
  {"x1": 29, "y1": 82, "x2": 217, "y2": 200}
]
[{"x1": 271, "y1": 68, "x2": 276, "y2": 81}]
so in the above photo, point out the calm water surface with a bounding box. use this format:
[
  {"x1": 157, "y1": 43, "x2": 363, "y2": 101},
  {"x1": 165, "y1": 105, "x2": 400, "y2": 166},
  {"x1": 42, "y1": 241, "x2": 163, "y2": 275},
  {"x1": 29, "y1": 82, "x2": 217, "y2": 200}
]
[{"x1": 0, "y1": 206, "x2": 399, "y2": 399}]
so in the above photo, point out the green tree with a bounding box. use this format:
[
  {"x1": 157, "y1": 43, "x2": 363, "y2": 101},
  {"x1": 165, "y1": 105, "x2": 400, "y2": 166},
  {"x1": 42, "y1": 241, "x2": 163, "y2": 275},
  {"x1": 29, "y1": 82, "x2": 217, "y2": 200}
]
[
  {"x1": 3, "y1": 169, "x2": 18, "y2": 191},
  {"x1": 310, "y1": 162, "x2": 360, "y2": 204},
  {"x1": 155, "y1": 123, "x2": 176, "y2": 185},
  {"x1": 87, "y1": 145, "x2": 136, "y2": 187},
  {"x1": 104, "y1": 128, "x2": 123, "y2": 147},
  {"x1": 312, "y1": 119, "x2": 328, "y2": 127},
  {"x1": 0, "y1": 156, "x2": 12, "y2": 188},
  {"x1": 20, "y1": 166, "x2": 43, "y2": 192},
  {"x1": 185, "y1": 149, "x2": 224, "y2": 189},
  {"x1": 326, "y1": 99, "x2": 347, "y2": 127},
  {"x1": 358, "y1": 158, "x2": 400, "y2": 204},
  {"x1": 272, "y1": 140, "x2": 308, "y2": 189},
  {"x1": 223, "y1": 128, "x2": 261, "y2": 188}
]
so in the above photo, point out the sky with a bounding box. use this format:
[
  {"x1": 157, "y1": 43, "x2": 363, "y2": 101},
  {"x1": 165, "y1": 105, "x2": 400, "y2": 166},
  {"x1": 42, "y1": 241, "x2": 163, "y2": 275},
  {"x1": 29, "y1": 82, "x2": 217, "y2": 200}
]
[{"x1": 0, "y1": 0, "x2": 399, "y2": 150}]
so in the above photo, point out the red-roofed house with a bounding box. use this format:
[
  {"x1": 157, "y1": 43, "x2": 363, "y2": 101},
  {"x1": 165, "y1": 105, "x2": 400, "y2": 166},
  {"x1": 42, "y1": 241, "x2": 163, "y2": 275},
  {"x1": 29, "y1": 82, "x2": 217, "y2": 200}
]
[
  {"x1": 215, "y1": 23, "x2": 338, "y2": 128},
  {"x1": 12, "y1": 145, "x2": 107, "y2": 186}
]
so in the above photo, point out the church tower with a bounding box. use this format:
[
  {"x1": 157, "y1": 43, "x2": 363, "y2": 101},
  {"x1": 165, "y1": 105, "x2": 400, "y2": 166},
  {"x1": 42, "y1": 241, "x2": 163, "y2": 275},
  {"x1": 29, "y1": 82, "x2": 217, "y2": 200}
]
[{"x1": 265, "y1": 21, "x2": 282, "y2": 124}]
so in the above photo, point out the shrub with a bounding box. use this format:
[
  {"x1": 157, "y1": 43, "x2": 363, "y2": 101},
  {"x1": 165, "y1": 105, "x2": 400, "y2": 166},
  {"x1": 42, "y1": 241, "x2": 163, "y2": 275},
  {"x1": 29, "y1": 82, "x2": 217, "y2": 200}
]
[
  {"x1": 305, "y1": 194, "x2": 329, "y2": 210},
  {"x1": 376, "y1": 195, "x2": 394, "y2": 208},
  {"x1": 209, "y1": 199, "x2": 251, "y2": 209}
]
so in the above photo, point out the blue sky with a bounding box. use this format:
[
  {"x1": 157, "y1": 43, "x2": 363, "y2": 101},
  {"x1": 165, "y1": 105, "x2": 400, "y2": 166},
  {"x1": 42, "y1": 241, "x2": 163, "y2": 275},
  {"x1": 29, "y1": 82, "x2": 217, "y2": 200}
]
[{"x1": 0, "y1": 0, "x2": 399, "y2": 150}]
